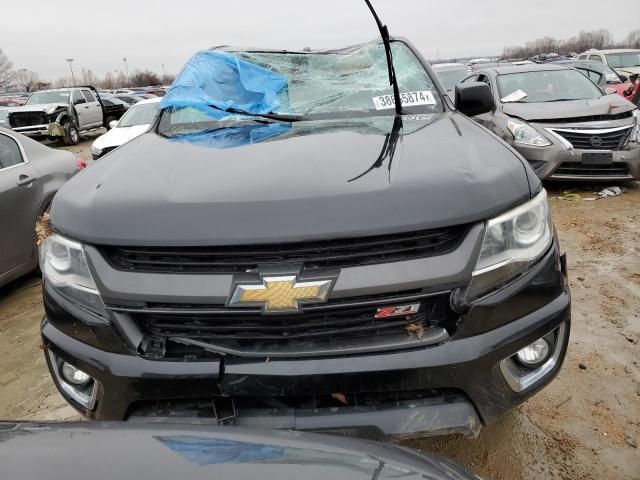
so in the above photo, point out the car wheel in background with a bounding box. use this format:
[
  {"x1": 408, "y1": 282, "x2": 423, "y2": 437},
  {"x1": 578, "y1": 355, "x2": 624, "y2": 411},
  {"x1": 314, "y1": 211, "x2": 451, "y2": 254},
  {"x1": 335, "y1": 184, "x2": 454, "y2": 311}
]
[{"x1": 63, "y1": 122, "x2": 80, "y2": 145}]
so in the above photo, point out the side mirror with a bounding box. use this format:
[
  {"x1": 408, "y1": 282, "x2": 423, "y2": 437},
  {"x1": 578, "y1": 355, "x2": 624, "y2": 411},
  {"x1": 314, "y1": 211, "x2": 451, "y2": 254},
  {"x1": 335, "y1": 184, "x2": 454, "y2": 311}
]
[
  {"x1": 74, "y1": 98, "x2": 86, "y2": 105},
  {"x1": 109, "y1": 120, "x2": 119, "y2": 129},
  {"x1": 455, "y1": 82, "x2": 494, "y2": 116},
  {"x1": 619, "y1": 74, "x2": 629, "y2": 82},
  {"x1": 604, "y1": 87, "x2": 617, "y2": 95}
]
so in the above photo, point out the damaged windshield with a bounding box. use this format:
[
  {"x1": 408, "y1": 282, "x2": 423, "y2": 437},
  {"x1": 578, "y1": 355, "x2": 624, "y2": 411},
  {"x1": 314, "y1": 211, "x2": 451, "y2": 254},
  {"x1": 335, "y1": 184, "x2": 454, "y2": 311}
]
[
  {"x1": 26, "y1": 91, "x2": 70, "y2": 105},
  {"x1": 159, "y1": 40, "x2": 443, "y2": 136}
]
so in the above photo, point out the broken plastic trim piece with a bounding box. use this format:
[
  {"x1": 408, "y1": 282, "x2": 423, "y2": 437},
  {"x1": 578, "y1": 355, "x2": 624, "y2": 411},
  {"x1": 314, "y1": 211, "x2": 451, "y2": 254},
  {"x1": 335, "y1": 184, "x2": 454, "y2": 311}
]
[{"x1": 169, "y1": 326, "x2": 449, "y2": 359}]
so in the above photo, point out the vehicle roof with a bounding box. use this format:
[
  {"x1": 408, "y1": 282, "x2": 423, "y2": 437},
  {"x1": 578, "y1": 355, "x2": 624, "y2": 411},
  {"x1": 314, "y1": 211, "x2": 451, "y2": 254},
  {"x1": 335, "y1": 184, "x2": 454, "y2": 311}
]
[
  {"x1": 595, "y1": 49, "x2": 640, "y2": 54},
  {"x1": 554, "y1": 59, "x2": 610, "y2": 70},
  {"x1": 432, "y1": 62, "x2": 467, "y2": 69},
  {"x1": 135, "y1": 97, "x2": 162, "y2": 105},
  {"x1": 482, "y1": 63, "x2": 571, "y2": 75}
]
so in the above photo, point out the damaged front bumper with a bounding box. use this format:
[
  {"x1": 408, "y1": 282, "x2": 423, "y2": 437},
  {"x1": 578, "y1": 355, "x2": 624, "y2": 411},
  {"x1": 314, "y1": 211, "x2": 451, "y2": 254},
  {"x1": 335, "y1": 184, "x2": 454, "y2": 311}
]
[
  {"x1": 514, "y1": 119, "x2": 640, "y2": 181},
  {"x1": 41, "y1": 242, "x2": 570, "y2": 440},
  {"x1": 12, "y1": 122, "x2": 65, "y2": 138}
]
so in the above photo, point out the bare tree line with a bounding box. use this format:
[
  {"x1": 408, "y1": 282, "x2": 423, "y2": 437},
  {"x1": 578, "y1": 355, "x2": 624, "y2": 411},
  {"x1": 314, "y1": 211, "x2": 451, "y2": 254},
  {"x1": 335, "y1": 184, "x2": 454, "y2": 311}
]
[
  {"x1": 0, "y1": 49, "x2": 174, "y2": 93},
  {"x1": 503, "y1": 28, "x2": 640, "y2": 59}
]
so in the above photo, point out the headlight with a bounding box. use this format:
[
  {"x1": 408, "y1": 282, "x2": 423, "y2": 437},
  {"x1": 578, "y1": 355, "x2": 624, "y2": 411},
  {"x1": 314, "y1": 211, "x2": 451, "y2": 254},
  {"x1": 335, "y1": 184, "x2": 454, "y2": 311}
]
[
  {"x1": 90, "y1": 144, "x2": 102, "y2": 156},
  {"x1": 507, "y1": 119, "x2": 551, "y2": 146},
  {"x1": 466, "y1": 189, "x2": 553, "y2": 300},
  {"x1": 39, "y1": 233, "x2": 106, "y2": 316}
]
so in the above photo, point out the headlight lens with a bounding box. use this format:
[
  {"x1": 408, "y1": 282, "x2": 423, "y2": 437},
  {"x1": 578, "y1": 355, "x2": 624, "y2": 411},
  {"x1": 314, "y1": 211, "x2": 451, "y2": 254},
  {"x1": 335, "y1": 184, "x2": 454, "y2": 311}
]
[
  {"x1": 467, "y1": 190, "x2": 553, "y2": 300},
  {"x1": 507, "y1": 119, "x2": 551, "y2": 146},
  {"x1": 39, "y1": 233, "x2": 106, "y2": 316}
]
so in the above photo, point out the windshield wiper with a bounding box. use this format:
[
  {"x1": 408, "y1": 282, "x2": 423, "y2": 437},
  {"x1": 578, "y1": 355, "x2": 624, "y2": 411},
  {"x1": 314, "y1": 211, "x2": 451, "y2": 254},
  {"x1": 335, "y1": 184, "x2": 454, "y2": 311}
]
[
  {"x1": 364, "y1": 0, "x2": 403, "y2": 116},
  {"x1": 211, "y1": 105, "x2": 304, "y2": 122}
]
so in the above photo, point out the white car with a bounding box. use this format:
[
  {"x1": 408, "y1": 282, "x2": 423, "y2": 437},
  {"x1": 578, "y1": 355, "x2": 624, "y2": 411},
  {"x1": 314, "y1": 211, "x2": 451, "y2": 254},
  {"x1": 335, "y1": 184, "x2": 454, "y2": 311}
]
[{"x1": 90, "y1": 98, "x2": 161, "y2": 159}]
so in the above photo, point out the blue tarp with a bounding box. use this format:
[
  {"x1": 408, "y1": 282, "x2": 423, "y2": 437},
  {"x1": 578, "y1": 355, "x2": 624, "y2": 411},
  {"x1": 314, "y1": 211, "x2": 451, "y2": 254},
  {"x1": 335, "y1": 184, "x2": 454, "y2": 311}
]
[{"x1": 161, "y1": 50, "x2": 288, "y2": 119}]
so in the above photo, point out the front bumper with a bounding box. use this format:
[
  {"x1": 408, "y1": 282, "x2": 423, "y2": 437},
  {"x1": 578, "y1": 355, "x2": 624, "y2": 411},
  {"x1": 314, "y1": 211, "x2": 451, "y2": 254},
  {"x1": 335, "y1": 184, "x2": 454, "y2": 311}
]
[
  {"x1": 12, "y1": 122, "x2": 65, "y2": 138},
  {"x1": 41, "y1": 241, "x2": 570, "y2": 439},
  {"x1": 512, "y1": 122, "x2": 640, "y2": 181}
]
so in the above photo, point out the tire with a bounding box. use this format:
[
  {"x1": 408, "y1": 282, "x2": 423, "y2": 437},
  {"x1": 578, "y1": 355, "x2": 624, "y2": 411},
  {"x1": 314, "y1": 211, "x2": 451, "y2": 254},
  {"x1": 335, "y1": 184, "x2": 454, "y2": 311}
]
[
  {"x1": 105, "y1": 116, "x2": 117, "y2": 130},
  {"x1": 63, "y1": 122, "x2": 80, "y2": 145}
]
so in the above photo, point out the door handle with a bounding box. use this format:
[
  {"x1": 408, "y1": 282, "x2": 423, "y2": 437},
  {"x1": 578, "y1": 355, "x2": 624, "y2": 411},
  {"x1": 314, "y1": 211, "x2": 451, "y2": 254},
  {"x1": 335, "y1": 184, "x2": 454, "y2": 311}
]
[
  {"x1": 16, "y1": 175, "x2": 36, "y2": 186},
  {"x1": 84, "y1": 106, "x2": 90, "y2": 109}
]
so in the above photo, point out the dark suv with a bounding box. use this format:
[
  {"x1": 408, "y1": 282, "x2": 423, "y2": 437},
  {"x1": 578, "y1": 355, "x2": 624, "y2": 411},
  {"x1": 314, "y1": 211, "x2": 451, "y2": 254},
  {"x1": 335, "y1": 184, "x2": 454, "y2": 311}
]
[{"x1": 39, "y1": 36, "x2": 570, "y2": 439}]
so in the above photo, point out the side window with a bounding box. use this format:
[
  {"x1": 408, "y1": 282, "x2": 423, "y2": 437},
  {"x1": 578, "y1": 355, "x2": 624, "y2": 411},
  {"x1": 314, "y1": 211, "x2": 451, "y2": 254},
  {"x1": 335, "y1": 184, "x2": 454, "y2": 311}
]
[
  {"x1": 72, "y1": 90, "x2": 86, "y2": 105},
  {"x1": 577, "y1": 54, "x2": 587, "y2": 60},
  {"x1": 588, "y1": 55, "x2": 603, "y2": 63},
  {"x1": 82, "y1": 90, "x2": 96, "y2": 102},
  {"x1": 0, "y1": 134, "x2": 24, "y2": 169}
]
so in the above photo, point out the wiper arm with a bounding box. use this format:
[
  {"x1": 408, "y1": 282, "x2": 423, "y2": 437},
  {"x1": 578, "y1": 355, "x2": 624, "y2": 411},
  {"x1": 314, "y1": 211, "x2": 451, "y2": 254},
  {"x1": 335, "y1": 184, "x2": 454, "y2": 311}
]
[
  {"x1": 364, "y1": 0, "x2": 403, "y2": 116},
  {"x1": 222, "y1": 106, "x2": 303, "y2": 122}
]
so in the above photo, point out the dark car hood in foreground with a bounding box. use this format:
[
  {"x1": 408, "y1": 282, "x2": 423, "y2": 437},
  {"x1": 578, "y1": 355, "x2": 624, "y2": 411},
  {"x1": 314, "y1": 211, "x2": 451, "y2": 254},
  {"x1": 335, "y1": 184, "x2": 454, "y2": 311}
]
[
  {"x1": 502, "y1": 94, "x2": 636, "y2": 121},
  {"x1": 52, "y1": 113, "x2": 534, "y2": 245},
  {"x1": 0, "y1": 422, "x2": 479, "y2": 480}
]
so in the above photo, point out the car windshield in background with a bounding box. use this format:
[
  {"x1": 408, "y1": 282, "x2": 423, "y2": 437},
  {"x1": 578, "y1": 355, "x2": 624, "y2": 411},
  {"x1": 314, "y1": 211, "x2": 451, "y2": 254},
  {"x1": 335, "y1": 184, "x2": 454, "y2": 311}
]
[
  {"x1": 25, "y1": 91, "x2": 70, "y2": 105},
  {"x1": 605, "y1": 52, "x2": 640, "y2": 69},
  {"x1": 159, "y1": 40, "x2": 443, "y2": 136},
  {"x1": 497, "y1": 69, "x2": 602, "y2": 103},
  {"x1": 118, "y1": 102, "x2": 160, "y2": 127},
  {"x1": 435, "y1": 67, "x2": 469, "y2": 90}
]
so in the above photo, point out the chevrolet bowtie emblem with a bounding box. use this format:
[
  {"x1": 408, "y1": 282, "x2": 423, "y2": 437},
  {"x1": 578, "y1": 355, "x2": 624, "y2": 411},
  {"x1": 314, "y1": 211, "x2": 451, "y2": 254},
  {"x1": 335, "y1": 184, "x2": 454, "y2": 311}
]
[{"x1": 229, "y1": 275, "x2": 334, "y2": 312}]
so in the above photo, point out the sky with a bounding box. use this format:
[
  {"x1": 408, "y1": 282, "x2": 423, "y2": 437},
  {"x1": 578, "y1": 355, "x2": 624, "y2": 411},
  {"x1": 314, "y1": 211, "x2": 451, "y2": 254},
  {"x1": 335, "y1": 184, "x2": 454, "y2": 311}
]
[{"x1": 1, "y1": 0, "x2": 638, "y2": 81}]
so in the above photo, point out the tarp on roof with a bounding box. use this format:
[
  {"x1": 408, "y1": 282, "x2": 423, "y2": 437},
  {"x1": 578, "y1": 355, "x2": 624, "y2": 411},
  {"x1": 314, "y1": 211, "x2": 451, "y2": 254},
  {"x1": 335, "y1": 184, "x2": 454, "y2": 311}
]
[{"x1": 160, "y1": 50, "x2": 288, "y2": 119}]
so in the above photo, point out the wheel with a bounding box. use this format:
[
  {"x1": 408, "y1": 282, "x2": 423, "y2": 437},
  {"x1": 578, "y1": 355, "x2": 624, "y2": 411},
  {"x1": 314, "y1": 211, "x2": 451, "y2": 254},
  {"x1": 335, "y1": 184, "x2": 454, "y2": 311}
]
[
  {"x1": 105, "y1": 116, "x2": 117, "y2": 130},
  {"x1": 63, "y1": 122, "x2": 80, "y2": 145}
]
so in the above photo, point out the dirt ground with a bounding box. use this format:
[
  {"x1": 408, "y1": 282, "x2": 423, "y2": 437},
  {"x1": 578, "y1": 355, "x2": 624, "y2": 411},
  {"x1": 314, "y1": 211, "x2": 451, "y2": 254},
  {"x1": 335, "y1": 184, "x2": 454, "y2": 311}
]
[{"x1": 0, "y1": 136, "x2": 638, "y2": 479}]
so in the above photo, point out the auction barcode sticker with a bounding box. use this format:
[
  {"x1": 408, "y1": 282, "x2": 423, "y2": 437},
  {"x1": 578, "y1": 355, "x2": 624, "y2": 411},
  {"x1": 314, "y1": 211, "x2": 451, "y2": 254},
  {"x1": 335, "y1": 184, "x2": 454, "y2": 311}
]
[{"x1": 372, "y1": 91, "x2": 436, "y2": 110}]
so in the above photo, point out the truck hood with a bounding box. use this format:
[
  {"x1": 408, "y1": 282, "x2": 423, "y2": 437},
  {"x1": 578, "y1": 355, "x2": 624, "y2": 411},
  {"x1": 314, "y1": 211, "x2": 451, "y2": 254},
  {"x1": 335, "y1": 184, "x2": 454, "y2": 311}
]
[
  {"x1": 52, "y1": 113, "x2": 534, "y2": 246},
  {"x1": 9, "y1": 103, "x2": 67, "y2": 114},
  {"x1": 502, "y1": 94, "x2": 636, "y2": 121}
]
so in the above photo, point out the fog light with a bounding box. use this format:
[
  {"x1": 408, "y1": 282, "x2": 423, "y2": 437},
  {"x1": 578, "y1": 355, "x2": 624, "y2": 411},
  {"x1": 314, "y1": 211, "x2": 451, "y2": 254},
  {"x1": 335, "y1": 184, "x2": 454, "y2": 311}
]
[
  {"x1": 516, "y1": 339, "x2": 550, "y2": 366},
  {"x1": 61, "y1": 362, "x2": 91, "y2": 386}
]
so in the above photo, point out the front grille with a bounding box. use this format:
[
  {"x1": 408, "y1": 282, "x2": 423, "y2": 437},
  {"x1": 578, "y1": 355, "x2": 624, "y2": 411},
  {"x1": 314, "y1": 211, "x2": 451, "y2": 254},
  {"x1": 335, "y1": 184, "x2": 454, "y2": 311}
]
[
  {"x1": 9, "y1": 111, "x2": 49, "y2": 128},
  {"x1": 129, "y1": 291, "x2": 455, "y2": 358},
  {"x1": 550, "y1": 127, "x2": 632, "y2": 150},
  {"x1": 100, "y1": 225, "x2": 469, "y2": 274},
  {"x1": 553, "y1": 162, "x2": 630, "y2": 178}
]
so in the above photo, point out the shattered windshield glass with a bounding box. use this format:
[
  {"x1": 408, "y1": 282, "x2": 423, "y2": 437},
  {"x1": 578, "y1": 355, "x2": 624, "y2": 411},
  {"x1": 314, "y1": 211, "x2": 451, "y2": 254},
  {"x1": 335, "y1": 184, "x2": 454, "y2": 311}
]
[{"x1": 158, "y1": 40, "x2": 443, "y2": 136}]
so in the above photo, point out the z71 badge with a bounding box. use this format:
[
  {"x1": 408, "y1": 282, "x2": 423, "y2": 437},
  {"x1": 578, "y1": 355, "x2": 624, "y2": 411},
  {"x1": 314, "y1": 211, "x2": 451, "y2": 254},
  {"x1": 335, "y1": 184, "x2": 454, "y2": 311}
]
[{"x1": 375, "y1": 303, "x2": 421, "y2": 319}]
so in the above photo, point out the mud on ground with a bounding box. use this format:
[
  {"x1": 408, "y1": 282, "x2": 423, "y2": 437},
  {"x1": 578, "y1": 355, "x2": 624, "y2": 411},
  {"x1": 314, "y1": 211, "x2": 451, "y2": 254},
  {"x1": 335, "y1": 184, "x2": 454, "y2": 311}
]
[{"x1": 0, "y1": 140, "x2": 638, "y2": 479}]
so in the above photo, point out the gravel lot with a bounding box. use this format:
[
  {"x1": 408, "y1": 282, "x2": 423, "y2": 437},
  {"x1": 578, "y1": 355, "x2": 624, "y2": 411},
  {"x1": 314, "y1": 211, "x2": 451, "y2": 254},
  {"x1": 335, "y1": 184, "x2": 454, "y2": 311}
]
[{"x1": 0, "y1": 135, "x2": 638, "y2": 479}]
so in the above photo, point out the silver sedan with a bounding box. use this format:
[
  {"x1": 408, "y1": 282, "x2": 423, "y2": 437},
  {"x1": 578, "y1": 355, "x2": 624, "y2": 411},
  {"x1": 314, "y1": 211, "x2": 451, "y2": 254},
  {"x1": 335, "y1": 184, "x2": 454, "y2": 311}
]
[{"x1": 0, "y1": 127, "x2": 82, "y2": 287}]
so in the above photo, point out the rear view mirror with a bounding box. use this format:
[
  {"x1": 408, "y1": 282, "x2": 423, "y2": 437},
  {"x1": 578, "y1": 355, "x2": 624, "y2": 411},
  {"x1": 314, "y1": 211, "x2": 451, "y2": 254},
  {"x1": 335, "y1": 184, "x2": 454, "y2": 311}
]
[
  {"x1": 619, "y1": 74, "x2": 629, "y2": 82},
  {"x1": 455, "y1": 82, "x2": 494, "y2": 116},
  {"x1": 109, "y1": 120, "x2": 118, "y2": 129}
]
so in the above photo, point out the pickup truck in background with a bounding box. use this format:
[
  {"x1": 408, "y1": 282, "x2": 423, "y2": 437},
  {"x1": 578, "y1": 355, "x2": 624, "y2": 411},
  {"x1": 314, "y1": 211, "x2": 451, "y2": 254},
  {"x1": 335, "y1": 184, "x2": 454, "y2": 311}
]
[{"x1": 7, "y1": 86, "x2": 126, "y2": 145}]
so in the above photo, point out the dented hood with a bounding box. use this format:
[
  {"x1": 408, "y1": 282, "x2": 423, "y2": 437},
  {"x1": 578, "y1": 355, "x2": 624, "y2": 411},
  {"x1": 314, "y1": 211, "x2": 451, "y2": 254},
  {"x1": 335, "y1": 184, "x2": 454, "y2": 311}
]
[
  {"x1": 9, "y1": 103, "x2": 67, "y2": 114},
  {"x1": 51, "y1": 113, "x2": 534, "y2": 246},
  {"x1": 502, "y1": 94, "x2": 636, "y2": 121}
]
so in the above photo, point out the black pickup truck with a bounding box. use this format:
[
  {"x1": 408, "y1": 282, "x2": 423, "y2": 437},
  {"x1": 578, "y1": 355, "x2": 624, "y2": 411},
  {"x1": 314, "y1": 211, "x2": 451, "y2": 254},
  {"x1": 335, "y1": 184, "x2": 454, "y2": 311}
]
[{"x1": 7, "y1": 86, "x2": 125, "y2": 145}]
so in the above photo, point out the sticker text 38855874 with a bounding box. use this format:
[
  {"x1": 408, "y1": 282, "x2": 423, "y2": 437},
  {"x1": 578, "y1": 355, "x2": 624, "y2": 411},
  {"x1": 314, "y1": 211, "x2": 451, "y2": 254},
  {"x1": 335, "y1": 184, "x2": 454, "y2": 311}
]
[{"x1": 372, "y1": 91, "x2": 436, "y2": 110}]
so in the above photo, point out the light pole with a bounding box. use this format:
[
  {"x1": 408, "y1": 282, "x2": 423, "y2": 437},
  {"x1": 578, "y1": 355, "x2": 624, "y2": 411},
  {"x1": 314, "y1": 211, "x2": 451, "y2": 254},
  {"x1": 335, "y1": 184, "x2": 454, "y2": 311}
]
[
  {"x1": 65, "y1": 58, "x2": 76, "y2": 86},
  {"x1": 122, "y1": 57, "x2": 130, "y2": 86}
]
